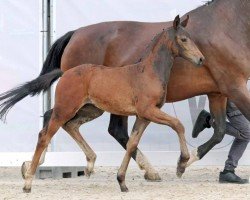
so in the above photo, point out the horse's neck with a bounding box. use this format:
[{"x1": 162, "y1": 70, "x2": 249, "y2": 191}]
[
  {"x1": 143, "y1": 31, "x2": 174, "y2": 86},
  {"x1": 191, "y1": 0, "x2": 250, "y2": 42},
  {"x1": 190, "y1": 0, "x2": 250, "y2": 77}
]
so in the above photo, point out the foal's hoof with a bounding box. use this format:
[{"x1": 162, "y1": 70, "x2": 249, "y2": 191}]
[
  {"x1": 21, "y1": 161, "x2": 31, "y2": 179},
  {"x1": 176, "y1": 167, "x2": 185, "y2": 178},
  {"x1": 84, "y1": 167, "x2": 92, "y2": 178},
  {"x1": 176, "y1": 158, "x2": 187, "y2": 178},
  {"x1": 120, "y1": 185, "x2": 129, "y2": 192},
  {"x1": 23, "y1": 187, "x2": 31, "y2": 193},
  {"x1": 144, "y1": 172, "x2": 162, "y2": 182}
]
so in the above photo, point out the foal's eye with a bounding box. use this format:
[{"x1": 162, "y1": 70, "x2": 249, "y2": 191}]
[{"x1": 181, "y1": 38, "x2": 187, "y2": 42}]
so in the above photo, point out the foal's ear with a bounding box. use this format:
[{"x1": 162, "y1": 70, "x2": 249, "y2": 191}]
[
  {"x1": 173, "y1": 15, "x2": 180, "y2": 30},
  {"x1": 181, "y1": 15, "x2": 189, "y2": 27}
]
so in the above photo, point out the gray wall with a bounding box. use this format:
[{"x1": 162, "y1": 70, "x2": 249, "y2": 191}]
[{"x1": 0, "y1": 0, "x2": 40, "y2": 152}]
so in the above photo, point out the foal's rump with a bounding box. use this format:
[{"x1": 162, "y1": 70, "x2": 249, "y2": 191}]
[{"x1": 53, "y1": 65, "x2": 93, "y2": 122}]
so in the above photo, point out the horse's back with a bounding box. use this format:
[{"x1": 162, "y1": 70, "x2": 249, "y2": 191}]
[{"x1": 61, "y1": 21, "x2": 168, "y2": 71}]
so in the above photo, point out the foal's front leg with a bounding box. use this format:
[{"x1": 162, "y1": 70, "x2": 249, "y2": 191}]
[
  {"x1": 117, "y1": 117, "x2": 149, "y2": 192},
  {"x1": 142, "y1": 107, "x2": 190, "y2": 177},
  {"x1": 109, "y1": 114, "x2": 161, "y2": 181}
]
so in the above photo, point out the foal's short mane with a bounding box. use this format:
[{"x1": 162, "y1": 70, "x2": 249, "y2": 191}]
[
  {"x1": 135, "y1": 0, "x2": 216, "y2": 64},
  {"x1": 204, "y1": 0, "x2": 215, "y2": 6},
  {"x1": 136, "y1": 28, "x2": 171, "y2": 63}
]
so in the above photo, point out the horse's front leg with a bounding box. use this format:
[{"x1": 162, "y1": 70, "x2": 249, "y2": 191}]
[
  {"x1": 117, "y1": 117, "x2": 149, "y2": 192},
  {"x1": 187, "y1": 93, "x2": 227, "y2": 166},
  {"x1": 227, "y1": 83, "x2": 250, "y2": 121},
  {"x1": 108, "y1": 114, "x2": 161, "y2": 181}
]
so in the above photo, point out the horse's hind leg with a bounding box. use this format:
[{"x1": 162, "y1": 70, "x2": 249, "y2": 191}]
[
  {"x1": 62, "y1": 104, "x2": 104, "y2": 176},
  {"x1": 109, "y1": 114, "x2": 161, "y2": 181},
  {"x1": 142, "y1": 107, "x2": 190, "y2": 178},
  {"x1": 23, "y1": 117, "x2": 62, "y2": 193},
  {"x1": 63, "y1": 124, "x2": 96, "y2": 177},
  {"x1": 21, "y1": 109, "x2": 53, "y2": 178},
  {"x1": 62, "y1": 126, "x2": 97, "y2": 176},
  {"x1": 22, "y1": 105, "x2": 104, "y2": 179}
]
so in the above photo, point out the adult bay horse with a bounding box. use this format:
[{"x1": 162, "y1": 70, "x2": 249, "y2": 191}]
[
  {"x1": 0, "y1": 0, "x2": 250, "y2": 180},
  {"x1": 22, "y1": 16, "x2": 204, "y2": 193}
]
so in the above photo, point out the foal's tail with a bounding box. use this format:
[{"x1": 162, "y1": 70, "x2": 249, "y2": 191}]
[
  {"x1": 0, "y1": 30, "x2": 75, "y2": 121},
  {"x1": 0, "y1": 70, "x2": 63, "y2": 121}
]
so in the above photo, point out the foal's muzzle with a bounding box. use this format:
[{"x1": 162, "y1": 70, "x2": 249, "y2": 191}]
[{"x1": 197, "y1": 56, "x2": 205, "y2": 66}]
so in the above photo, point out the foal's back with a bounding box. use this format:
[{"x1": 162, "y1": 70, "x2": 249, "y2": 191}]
[{"x1": 60, "y1": 60, "x2": 163, "y2": 116}]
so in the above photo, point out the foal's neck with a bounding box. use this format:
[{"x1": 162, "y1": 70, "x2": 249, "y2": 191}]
[{"x1": 143, "y1": 30, "x2": 175, "y2": 87}]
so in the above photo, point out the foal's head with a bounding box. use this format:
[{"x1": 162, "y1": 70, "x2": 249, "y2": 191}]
[{"x1": 170, "y1": 15, "x2": 205, "y2": 66}]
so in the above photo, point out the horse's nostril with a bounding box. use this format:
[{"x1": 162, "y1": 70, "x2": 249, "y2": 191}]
[{"x1": 199, "y1": 57, "x2": 204, "y2": 65}]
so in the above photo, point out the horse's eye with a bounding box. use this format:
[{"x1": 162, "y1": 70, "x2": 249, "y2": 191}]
[{"x1": 181, "y1": 38, "x2": 187, "y2": 42}]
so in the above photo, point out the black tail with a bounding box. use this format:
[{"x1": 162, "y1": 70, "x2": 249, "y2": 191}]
[
  {"x1": 0, "y1": 69, "x2": 63, "y2": 121},
  {"x1": 40, "y1": 31, "x2": 75, "y2": 75}
]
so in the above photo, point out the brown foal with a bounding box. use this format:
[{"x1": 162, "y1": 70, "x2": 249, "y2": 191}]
[{"x1": 22, "y1": 15, "x2": 204, "y2": 192}]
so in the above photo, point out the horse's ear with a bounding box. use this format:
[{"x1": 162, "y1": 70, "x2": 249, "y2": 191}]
[
  {"x1": 181, "y1": 15, "x2": 189, "y2": 27},
  {"x1": 173, "y1": 15, "x2": 180, "y2": 30}
]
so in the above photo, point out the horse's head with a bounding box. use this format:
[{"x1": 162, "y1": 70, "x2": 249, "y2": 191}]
[{"x1": 171, "y1": 15, "x2": 205, "y2": 66}]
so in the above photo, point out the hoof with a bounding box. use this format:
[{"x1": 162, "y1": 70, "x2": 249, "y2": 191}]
[
  {"x1": 84, "y1": 167, "x2": 92, "y2": 178},
  {"x1": 176, "y1": 157, "x2": 187, "y2": 178},
  {"x1": 23, "y1": 187, "x2": 31, "y2": 193},
  {"x1": 176, "y1": 167, "x2": 185, "y2": 178},
  {"x1": 144, "y1": 172, "x2": 162, "y2": 182},
  {"x1": 21, "y1": 161, "x2": 31, "y2": 179},
  {"x1": 121, "y1": 186, "x2": 129, "y2": 192}
]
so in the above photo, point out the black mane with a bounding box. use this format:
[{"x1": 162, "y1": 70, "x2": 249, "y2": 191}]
[
  {"x1": 204, "y1": 0, "x2": 214, "y2": 6},
  {"x1": 135, "y1": 29, "x2": 170, "y2": 64}
]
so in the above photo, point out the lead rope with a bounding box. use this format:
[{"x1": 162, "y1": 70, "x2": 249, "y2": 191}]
[{"x1": 171, "y1": 102, "x2": 234, "y2": 150}]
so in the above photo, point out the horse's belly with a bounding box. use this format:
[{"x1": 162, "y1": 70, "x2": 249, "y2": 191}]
[{"x1": 166, "y1": 59, "x2": 218, "y2": 102}]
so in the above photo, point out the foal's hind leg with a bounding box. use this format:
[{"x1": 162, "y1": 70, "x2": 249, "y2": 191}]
[
  {"x1": 22, "y1": 105, "x2": 104, "y2": 178},
  {"x1": 63, "y1": 122, "x2": 97, "y2": 177},
  {"x1": 21, "y1": 109, "x2": 53, "y2": 178},
  {"x1": 23, "y1": 118, "x2": 62, "y2": 193},
  {"x1": 62, "y1": 104, "x2": 104, "y2": 176},
  {"x1": 142, "y1": 107, "x2": 190, "y2": 178}
]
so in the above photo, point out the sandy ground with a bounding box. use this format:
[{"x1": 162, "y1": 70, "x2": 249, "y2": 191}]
[{"x1": 0, "y1": 166, "x2": 249, "y2": 200}]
